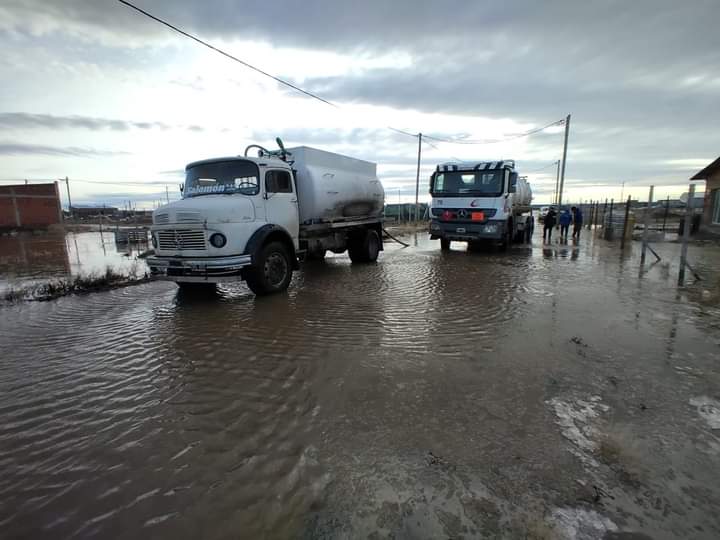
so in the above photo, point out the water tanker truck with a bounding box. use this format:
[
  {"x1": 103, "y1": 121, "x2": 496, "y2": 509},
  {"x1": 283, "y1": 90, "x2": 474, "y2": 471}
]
[
  {"x1": 428, "y1": 160, "x2": 534, "y2": 249},
  {"x1": 147, "y1": 140, "x2": 385, "y2": 295}
]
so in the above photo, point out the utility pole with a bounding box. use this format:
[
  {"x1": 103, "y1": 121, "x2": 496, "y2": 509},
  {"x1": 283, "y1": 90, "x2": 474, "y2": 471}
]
[
  {"x1": 414, "y1": 133, "x2": 422, "y2": 222},
  {"x1": 557, "y1": 114, "x2": 571, "y2": 210},
  {"x1": 63, "y1": 176, "x2": 73, "y2": 219},
  {"x1": 553, "y1": 159, "x2": 561, "y2": 206},
  {"x1": 165, "y1": 185, "x2": 170, "y2": 204},
  {"x1": 620, "y1": 181, "x2": 625, "y2": 202}
]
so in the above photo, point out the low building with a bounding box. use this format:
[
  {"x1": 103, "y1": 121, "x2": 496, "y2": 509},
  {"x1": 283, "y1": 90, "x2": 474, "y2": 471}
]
[
  {"x1": 691, "y1": 156, "x2": 720, "y2": 234},
  {"x1": 0, "y1": 182, "x2": 63, "y2": 230},
  {"x1": 71, "y1": 204, "x2": 119, "y2": 219}
]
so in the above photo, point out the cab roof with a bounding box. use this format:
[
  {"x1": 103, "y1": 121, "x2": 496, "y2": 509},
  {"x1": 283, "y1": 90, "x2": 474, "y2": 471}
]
[
  {"x1": 185, "y1": 155, "x2": 288, "y2": 170},
  {"x1": 436, "y1": 160, "x2": 515, "y2": 172}
]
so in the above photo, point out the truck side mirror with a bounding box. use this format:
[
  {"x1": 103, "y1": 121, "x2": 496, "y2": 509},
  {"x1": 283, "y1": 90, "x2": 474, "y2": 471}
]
[
  {"x1": 509, "y1": 172, "x2": 518, "y2": 193},
  {"x1": 429, "y1": 175, "x2": 435, "y2": 193}
]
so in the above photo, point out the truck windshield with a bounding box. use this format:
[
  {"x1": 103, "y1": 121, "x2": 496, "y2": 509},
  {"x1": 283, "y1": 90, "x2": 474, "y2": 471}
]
[
  {"x1": 431, "y1": 170, "x2": 504, "y2": 197},
  {"x1": 184, "y1": 160, "x2": 260, "y2": 198}
]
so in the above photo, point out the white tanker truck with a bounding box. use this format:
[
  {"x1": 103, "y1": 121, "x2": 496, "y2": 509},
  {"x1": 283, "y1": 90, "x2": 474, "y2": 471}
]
[
  {"x1": 147, "y1": 139, "x2": 385, "y2": 295},
  {"x1": 428, "y1": 160, "x2": 534, "y2": 249}
]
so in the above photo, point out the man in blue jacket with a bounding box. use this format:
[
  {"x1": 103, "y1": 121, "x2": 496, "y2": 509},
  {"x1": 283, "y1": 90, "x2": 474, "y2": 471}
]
[
  {"x1": 559, "y1": 208, "x2": 572, "y2": 242},
  {"x1": 571, "y1": 206, "x2": 583, "y2": 240}
]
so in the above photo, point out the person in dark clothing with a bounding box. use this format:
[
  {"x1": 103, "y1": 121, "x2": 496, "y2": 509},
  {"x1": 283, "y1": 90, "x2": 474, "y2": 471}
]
[
  {"x1": 543, "y1": 207, "x2": 557, "y2": 243},
  {"x1": 558, "y1": 208, "x2": 572, "y2": 241},
  {"x1": 571, "y1": 206, "x2": 583, "y2": 240}
]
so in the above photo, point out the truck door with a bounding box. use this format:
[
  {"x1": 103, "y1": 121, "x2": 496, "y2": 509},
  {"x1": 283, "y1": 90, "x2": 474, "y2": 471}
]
[{"x1": 264, "y1": 169, "x2": 300, "y2": 247}]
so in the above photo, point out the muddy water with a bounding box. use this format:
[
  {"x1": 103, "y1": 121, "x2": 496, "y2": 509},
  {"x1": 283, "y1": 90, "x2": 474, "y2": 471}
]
[
  {"x1": 0, "y1": 231, "x2": 147, "y2": 293},
  {"x1": 1, "y1": 231, "x2": 720, "y2": 539}
]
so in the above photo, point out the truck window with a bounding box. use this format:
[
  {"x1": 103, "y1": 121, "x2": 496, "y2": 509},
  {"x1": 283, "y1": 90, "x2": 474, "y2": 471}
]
[
  {"x1": 266, "y1": 170, "x2": 293, "y2": 193},
  {"x1": 185, "y1": 160, "x2": 260, "y2": 197},
  {"x1": 431, "y1": 170, "x2": 503, "y2": 197}
]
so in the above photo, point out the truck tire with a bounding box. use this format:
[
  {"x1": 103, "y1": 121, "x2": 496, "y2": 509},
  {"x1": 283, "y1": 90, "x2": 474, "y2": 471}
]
[
  {"x1": 525, "y1": 217, "x2": 534, "y2": 243},
  {"x1": 245, "y1": 241, "x2": 293, "y2": 295},
  {"x1": 440, "y1": 238, "x2": 451, "y2": 251},
  {"x1": 348, "y1": 229, "x2": 380, "y2": 263},
  {"x1": 499, "y1": 220, "x2": 513, "y2": 250}
]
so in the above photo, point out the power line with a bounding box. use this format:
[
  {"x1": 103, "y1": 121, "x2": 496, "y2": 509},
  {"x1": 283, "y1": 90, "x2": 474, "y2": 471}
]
[
  {"x1": 421, "y1": 139, "x2": 462, "y2": 162},
  {"x1": 116, "y1": 0, "x2": 563, "y2": 153},
  {"x1": 117, "y1": 0, "x2": 338, "y2": 108},
  {"x1": 423, "y1": 118, "x2": 565, "y2": 145}
]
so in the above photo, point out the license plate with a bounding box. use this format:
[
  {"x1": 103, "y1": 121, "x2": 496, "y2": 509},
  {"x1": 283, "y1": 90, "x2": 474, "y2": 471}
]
[{"x1": 456, "y1": 227, "x2": 466, "y2": 233}]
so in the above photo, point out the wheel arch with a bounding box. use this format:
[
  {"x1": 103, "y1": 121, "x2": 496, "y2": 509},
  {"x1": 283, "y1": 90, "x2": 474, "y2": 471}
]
[{"x1": 244, "y1": 224, "x2": 299, "y2": 270}]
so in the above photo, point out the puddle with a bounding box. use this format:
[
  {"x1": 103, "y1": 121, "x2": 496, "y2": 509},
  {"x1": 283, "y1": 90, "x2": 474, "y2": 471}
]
[{"x1": 0, "y1": 231, "x2": 148, "y2": 294}]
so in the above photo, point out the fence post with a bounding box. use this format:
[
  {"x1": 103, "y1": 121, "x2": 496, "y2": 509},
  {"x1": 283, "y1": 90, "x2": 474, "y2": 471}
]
[
  {"x1": 662, "y1": 195, "x2": 670, "y2": 232},
  {"x1": 679, "y1": 184, "x2": 695, "y2": 285},
  {"x1": 620, "y1": 196, "x2": 632, "y2": 250},
  {"x1": 640, "y1": 185, "x2": 654, "y2": 267}
]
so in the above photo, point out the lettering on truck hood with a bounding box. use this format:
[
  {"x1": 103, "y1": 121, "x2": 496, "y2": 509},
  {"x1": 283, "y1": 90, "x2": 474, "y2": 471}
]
[{"x1": 153, "y1": 196, "x2": 256, "y2": 224}]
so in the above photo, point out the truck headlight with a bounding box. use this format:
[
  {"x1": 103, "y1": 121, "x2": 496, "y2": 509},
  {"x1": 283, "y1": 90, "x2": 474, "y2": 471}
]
[
  {"x1": 151, "y1": 234, "x2": 158, "y2": 248},
  {"x1": 209, "y1": 233, "x2": 227, "y2": 248},
  {"x1": 483, "y1": 224, "x2": 498, "y2": 233}
]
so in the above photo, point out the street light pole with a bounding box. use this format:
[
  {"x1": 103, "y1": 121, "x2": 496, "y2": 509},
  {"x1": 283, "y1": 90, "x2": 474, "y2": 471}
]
[
  {"x1": 414, "y1": 133, "x2": 422, "y2": 222},
  {"x1": 63, "y1": 176, "x2": 73, "y2": 219},
  {"x1": 557, "y1": 114, "x2": 571, "y2": 210},
  {"x1": 554, "y1": 159, "x2": 561, "y2": 206}
]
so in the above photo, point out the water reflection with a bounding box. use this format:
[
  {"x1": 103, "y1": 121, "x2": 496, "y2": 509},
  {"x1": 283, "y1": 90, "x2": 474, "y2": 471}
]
[{"x1": 0, "y1": 231, "x2": 147, "y2": 292}]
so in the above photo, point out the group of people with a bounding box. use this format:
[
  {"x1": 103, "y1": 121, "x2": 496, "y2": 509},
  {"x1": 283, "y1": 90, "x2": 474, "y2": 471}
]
[{"x1": 543, "y1": 206, "x2": 583, "y2": 243}]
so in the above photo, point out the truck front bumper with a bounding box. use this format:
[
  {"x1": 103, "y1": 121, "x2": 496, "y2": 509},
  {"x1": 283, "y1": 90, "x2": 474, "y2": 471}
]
[
  {"x1": 429, "y1": 219, "x2": 505, "y2": 241},
  {"x1": 147, "y1": 254, "x2": 252, "y2": 283}
]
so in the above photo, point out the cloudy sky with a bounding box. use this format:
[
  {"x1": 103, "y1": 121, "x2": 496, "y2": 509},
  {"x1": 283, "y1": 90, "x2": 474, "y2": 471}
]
[{"x1": 1, "y1": 0, "x2": 718, "y2": 208}]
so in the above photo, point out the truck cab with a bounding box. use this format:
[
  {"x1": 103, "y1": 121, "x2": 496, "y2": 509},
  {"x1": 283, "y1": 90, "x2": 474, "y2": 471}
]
[
  {"x1": 428, "y1": 160, "x2": 533, "y2": 250},
  {"x1": 147, "y1": 141, "x2": 384, "y2": 296},
  {"x1": 147, "y1": 154, "x2": 300, "y2": 295}
]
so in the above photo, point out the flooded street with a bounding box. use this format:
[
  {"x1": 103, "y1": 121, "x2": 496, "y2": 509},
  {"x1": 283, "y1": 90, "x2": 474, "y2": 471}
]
[
  {"x1": 1, "y1": 231, "x2": 720, "y2": 539},
  {"x1": 0, "y1": 231, "x2": 147, "y2": 294}
]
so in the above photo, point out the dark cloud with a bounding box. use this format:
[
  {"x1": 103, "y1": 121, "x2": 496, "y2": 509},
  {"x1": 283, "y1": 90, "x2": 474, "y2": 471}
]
[
  {"x1": 0, "y1": 142, "x2": 129, "y2": 157},
  {"x1": 0, "y1": 113, "x2": 204, "y2": 133},
  {"x1": 2, "y1": 0, "x2": 718, "y2": 203}
]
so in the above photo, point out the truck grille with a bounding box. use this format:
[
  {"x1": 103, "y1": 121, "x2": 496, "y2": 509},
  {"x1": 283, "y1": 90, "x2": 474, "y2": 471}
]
[{"x1": 157, "y1": 229, "x2": 206, "y2": 251}]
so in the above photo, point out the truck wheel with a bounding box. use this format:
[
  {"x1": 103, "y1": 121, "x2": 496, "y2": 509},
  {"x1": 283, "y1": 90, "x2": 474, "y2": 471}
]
[
  {"x1": 440, "y1": 238, "x2": 451, "y2": 251},
  {"x1": 245, "y1": 241, "x2": 292, "y2": 295},
  {"x1": 349, "y1": 229, "x2": 380, "y2": 263},
  {"x1": 499, "y1": 221, "x2": 513, "y2": 250},
  {"x1": 525, "y1": 217, "x2": 534, "y2": 242}
]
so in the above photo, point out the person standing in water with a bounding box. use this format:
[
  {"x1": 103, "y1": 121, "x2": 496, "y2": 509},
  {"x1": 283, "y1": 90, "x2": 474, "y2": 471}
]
[
  {"x1": 571, "y1": 206, "x2": 583, "y2": 240},
  {"x1": 543, "y1": 207, "x2": 557, "y2": 243},
  {"x1": 559, "y1": 208, "x2": 572, "y2": 242}
]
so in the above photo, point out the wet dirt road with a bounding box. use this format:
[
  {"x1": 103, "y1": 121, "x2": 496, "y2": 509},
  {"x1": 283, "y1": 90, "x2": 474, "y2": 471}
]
[{"x1": 1, "y1": 232, "x2": 720, "y2": 539}]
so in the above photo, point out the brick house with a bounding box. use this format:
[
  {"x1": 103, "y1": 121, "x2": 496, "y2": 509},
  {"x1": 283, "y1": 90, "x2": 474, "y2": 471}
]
[
  {"x1": 692, "y1": 157, "x2": 720, "y2": 234},
  {"x1": 0, "y1": 182, "x2": 63, "y2": 230}
]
